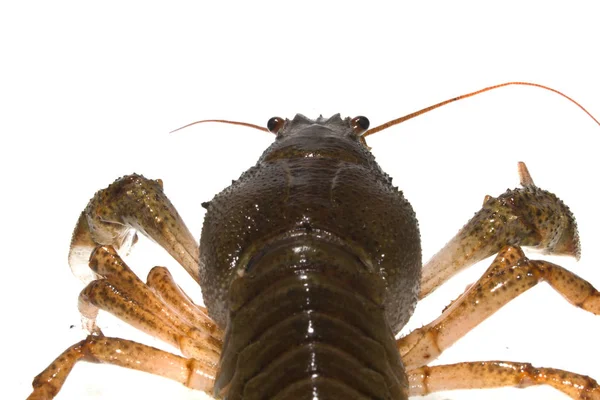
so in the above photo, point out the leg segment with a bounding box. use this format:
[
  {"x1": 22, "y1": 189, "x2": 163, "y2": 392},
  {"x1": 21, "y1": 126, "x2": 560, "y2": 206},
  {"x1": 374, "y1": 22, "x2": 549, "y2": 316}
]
[
  {"x1": 32, "y1": 175, "x2": 226, "y2": 399},
  {"x1": 147, "y1": 265, "x2": 222, "y2": 340},
  {"x1": 399, "y1": 245, "x2": 600, "y2": 369},
  {"x1": 408, "y1": 361, "x2": 599, "y2": 399},
  {"x1": 69, "y1": 174, "x2": 200, "y2": 284},
  {"x1": 78, "y1": 245, "x2": 221, "y2": 363},
  {"x1": 27, "y1": 336, "x2": 216, "y2": 400},
  {"x1": 420, "y1": 162, "x2": 580, "y2": 299}
]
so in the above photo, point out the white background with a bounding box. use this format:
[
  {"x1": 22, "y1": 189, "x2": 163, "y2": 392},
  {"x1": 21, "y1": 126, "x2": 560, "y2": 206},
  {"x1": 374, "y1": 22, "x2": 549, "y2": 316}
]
[{"x1": 3, "y1": 2, "x2": 600, "y2": 399}]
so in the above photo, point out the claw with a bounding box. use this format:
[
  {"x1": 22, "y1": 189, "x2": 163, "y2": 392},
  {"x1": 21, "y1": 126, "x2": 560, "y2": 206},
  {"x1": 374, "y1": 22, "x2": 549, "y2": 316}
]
[{"x1": 68, "y1": 174, "x2": 200, "y2": 284}]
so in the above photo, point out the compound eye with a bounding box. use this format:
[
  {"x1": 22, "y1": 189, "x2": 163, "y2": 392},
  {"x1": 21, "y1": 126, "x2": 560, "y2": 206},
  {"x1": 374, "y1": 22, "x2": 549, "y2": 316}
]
[
  {"x1": 267, "y1": 116, "x2": 285, "y2": 134},
  {"x1": 351, "y1": 116, "x2": 370, "y2": 135}
]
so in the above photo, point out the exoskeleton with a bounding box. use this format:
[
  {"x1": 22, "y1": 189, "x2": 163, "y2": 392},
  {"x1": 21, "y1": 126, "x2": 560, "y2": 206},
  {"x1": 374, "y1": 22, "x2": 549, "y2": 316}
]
[{"x1": 28, "y1": 84, "x2": 600, "y2": 399}]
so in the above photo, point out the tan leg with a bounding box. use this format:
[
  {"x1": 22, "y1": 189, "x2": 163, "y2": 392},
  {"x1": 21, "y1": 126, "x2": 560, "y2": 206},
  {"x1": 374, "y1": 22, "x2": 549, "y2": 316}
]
[
  {"x1": 27, "y1": 336, "x2": 216, "y2": 400},
  {"x1": 146, "y1": 265, "x2": 222, "y2": 340},
  {"x1": 91, "y1": 245, "x2": 221, "y2": 341},
  {"x1": 420, "y1": 162, "x2": 580, "y2": 299},
  {"x1": 399, "y1": 245, "x2": 600, "y2": 369},
  {"x1": 407, "y1": 361, "x2": 599, "y2": 399},
  {"x1": 68, "y1": 174, "x2": 199, "y2": 284},
  {"x1": 78, "y1": 245, "x2": 221, "y2": 363},
  {"x1": 31, "y1": 175, "x2": 221, "y2": 399}
]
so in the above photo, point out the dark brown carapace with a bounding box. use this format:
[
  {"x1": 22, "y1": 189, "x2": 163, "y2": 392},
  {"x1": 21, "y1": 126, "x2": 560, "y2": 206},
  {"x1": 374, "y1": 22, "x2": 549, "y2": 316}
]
[
  {"x1": 27, "y1": 83, "x2": 600, "y2": 400},
  {"x1": 201, "y1": 113, "x2": 420, "y2": 398}
]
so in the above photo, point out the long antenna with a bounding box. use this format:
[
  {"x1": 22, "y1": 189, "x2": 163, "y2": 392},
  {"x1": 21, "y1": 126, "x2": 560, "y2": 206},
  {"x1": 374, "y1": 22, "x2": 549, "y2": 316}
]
[
  {"x1": 170, "y1": 119, "x2": 269, "y2": 134},
  {"x1": 170, "y1": 82, "x2": 599, "y2": 138},
  {"x1": 363, "y1": 82, "x2": 600, "y2": 137}
]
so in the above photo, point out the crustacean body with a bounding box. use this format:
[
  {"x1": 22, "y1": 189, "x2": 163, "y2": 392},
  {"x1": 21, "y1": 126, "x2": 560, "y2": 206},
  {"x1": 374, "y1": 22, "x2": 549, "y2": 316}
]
[{"x1": 28, "y1": 84, "x2": 600, "y2": 399}]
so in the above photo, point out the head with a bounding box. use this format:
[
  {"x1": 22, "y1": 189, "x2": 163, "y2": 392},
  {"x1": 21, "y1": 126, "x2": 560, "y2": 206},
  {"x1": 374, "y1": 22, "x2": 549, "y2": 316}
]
[
  {"x1": 267, "y1": 113, "x2": 370, "y2": 137},
  {"x1": 258, "y1": 114, "x2": 374, "y2": 165}
]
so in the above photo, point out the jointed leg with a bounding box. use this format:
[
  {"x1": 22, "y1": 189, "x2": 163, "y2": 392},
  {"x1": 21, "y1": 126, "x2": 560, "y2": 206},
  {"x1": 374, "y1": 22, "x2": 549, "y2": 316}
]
[
  {"x1": 399, "y1": 245, "x2": 600, "y2": 369},
  {"x1": 67, "y1": 174, "x2": 222, "y2": 346},
  {"x1": 401, "y1": 163, "x2": 598, "y2": 399},
  {"x1": 28, "y1": 336, "x2": 216, "y2": 400},
  {"x1": 30, "y1": 174, "x2": 222, "y2": 399},
  {"x1": 146, "y1": 265, "x2": 222, "y2": 340},
  {"x1": 407, "y1": 361, "x2": 599, "y2": 399},
  {"x1": 78, "y1": 245, "x2": 221, "y2": 364}
]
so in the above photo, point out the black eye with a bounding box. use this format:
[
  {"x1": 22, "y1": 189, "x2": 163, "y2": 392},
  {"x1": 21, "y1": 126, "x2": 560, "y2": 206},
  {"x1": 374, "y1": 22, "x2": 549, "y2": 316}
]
[
  {"x1": 351, "y1": 116, "x2": 369, "y2": 135},
  {"x1": 267, "y1": 117, "x2": 285, "y2": 134}
]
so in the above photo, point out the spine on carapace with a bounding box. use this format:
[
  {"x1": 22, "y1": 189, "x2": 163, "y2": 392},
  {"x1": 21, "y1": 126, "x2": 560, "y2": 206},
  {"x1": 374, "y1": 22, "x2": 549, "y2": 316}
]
[{"x1": 214, "y1": 235, "x2": 408, "y2": 400}]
